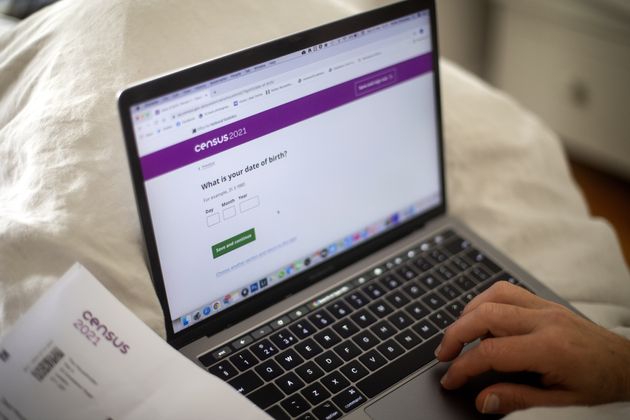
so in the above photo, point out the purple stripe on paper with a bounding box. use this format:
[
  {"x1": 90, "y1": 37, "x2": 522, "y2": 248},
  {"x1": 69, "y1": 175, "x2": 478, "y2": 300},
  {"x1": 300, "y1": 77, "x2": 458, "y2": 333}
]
[{"x1": 140, "y1": 53, "x2": 433, "y2": 180}]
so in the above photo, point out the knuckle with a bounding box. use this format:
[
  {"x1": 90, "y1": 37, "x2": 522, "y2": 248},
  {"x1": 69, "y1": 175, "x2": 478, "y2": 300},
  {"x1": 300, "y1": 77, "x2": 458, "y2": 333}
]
[
  {"x1": 478, "y1": 338, "x2": 499, "y2": 358},
  {"x1": 543, "y1": 306, "x2": 570, "y2": 324},
  {"x1": 477, "y1": 302, "x2": 501, "y2": 319}
]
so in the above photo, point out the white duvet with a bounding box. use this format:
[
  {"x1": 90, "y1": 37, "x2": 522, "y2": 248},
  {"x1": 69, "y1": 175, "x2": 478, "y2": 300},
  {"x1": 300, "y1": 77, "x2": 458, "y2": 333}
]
[{"x1": 0, "y1": 0, "x2": 629, "y2": 418}]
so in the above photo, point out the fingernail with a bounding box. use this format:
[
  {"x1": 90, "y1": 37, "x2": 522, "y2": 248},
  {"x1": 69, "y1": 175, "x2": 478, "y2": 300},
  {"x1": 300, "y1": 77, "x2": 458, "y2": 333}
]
[
  {"x1": 434, "y1": 344, "x2": 441, "y2": 358},
  {"x1": 440, "y1": 371, "x2": 448, "y2": 387},
  {"x1": 482, "y1": 394, "x2": 500, "y2": 414}
]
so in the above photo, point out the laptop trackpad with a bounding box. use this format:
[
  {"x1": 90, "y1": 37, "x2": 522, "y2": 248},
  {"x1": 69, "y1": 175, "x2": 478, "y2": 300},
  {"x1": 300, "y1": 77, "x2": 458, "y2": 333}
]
[{"x1": 369, "y1": 358, "x2": 557, "y2": 420}]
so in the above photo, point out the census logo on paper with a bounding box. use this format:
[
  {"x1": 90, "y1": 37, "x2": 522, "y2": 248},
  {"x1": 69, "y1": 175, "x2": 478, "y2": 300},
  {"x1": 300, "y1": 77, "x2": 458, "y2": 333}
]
[{"x1": 73, "y1": 310, "x2": 131, "y2": 354}]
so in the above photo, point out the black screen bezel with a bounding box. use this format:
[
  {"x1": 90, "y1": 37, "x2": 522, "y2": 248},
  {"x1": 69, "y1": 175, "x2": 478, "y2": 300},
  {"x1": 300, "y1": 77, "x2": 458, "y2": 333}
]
[{"x1": 117, "y1": 0, "x2": 445, "y2": 348}]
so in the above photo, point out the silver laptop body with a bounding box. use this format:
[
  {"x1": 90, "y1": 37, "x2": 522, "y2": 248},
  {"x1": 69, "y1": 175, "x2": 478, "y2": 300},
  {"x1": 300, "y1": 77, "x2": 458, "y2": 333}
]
[{"x1": 118, "y1": 1, "x2": 575, "y2": 418}]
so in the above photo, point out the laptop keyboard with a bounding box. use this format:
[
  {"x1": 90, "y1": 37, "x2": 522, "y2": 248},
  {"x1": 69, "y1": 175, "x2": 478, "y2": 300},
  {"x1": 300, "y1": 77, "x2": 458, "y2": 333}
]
[{"x1": 197, "y1": 229, "x2": 529, "y2": 419}]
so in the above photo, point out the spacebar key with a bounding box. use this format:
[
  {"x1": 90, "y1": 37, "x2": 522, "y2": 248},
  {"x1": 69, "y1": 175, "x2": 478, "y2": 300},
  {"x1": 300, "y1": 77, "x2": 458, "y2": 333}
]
[{"x1": 357, "y1": 334, "x2": 443, "y2": 398}]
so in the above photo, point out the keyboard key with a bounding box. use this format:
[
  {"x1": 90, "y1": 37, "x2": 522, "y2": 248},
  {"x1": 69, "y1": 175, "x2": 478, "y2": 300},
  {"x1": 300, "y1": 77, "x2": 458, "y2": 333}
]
[
  {"x1": 443, "y1": 238, "x2": 470, "y2": 256},
  {"x1": 315, "y1": 350, "x2": 343, "y2": 372},
  {"x1": 412, "y1": 256, "x2": 433, "y2": 272},
  {"x1": 386, "y1": 291, "x2": 410, "y2": 308},
  {"x1": 422, "y1": 293, "x2": 446, "y2": 310},
  {"x1": 371, "y1": 320, "x2": 397, "y2": 340},
  {"x1": 333, "y1": 341, "x2": 362, "y2": 361},
  {"x1": 451, "y1": 256, "x2": 470, "y2": 272},
  {"x1": 275, "y1": 348, "x2": 304, "y2": 370},
  {"x1": 368, "y1": 300, "x2": 394, "y2": 317},
  {"x1": 454, "y1": 275, "x2": 476, "y2": 291},
  {"x1": 359, "y1": 349, "x2": 387, "y2": 371},
  {"x1": 402, "y1": 281, "x2": 424, "y2": 299},
  {"x1": 413, "y1": 319, "x2": 439, "y2": 339},
  {"x1": 301, "y1": 382, "x2": 331, "y2": 406},
  {"x1": 435, "y1": 265, "x2": 456, "y2": 281},
  {"x1": 296, "y1": 361, "x2": 324, "y2": 383},
  {"x1": 362, "y1": 283, "x2": 385, "y2": 299},
  {"x1": 252, "y1": 339, "x2": 279, "y2": 360},
  {"x1": 295, "y1": 338, "x2": 323, "y2": 359},
  {"x1": 332, "y1": 319, "x2": 359, "y2": 338},
  {"x1": 313, "y1": 401, "x2": 343, "y2": 420},
  {"x1": 496, "y1": 271, "x2": 519, "y2": 285},
  {"x1": 198, "y1": 345, "x2": 231, "y2": 367},
  {"x1": 446, "y1": 301, "x2": 465, "y2": 318},
  {"x1": 314, "y1": 328, "x2": 342, "y2": 349},
  {"x1": 405, "y1": 301, "x2": 430, "y2": 320},
  {"x1": 290, "y1": 320, "x2": 317, "y2": 339},
  {"x1": 232, "y1": 334, "x2": 253, "y2": 350},
  {"x1": 438, "y1": 283, "x2": 461, "y2": 300},
  {"x1": 379, "y1": 274, "x2": 402, "y2": 290},
  {"x1": 345, "y1": 291, "x2": 370, "y2": 309},
  {"x1": 309, "y1": 310, "x2": 335, "y2": 329},
  {"x1": 430, "y1": 310, "x2": 455, "y2": 329},
  {"x1": 321, "y1": 371, "x2": 350, "y2": 394},
  {"x1": 297, "y1": 414, "x2": 317, "y2": 420},
  {"x1": 266, "y1": 405, "x2": 291, "y2": 420},
  {"x1": 388, "y1": 311, "x2": 413, "y2": 329},
  {"x1": 208, "y1": 360, "x2": 238, "y2": 380},
  {"x1": 340, "y1": 360, "x2": 369, "y2": 382},
  {"x1": 395, "y1": 329, "x2": 422, "y2": 349},
  {"x1": 467, "y1": 249, "x2": 501, "y2": 273},
  {"x1": 229, "y1": 370, "x2": 263, "y2": 394},
  {"x1": 275, "y1": 371, "x2": 305, "y2": 394},
  {"x1": 255, "y1": 359, "x2": 284, "y2": 381},
  {"x1": 270, "y1": 330, "x2": 298, "y2": 350},
  {"x1": 230, "y1": 349, "x2": 259, "y2": 371},
  {"x1": 271, "y1": 316, "x2": 292, "y2": 330},
  {"x1": 462, "y1": 290, "x2": 477, "y2": 303},
  {"x1": 251, "y1": 325, "x2": 273, "y2": 340},
  {"x1": 350, "y1": 309, "x2": 376, "y2": 328},
  {"x1": 249, "y1": 383, "x2": 284, "y2": 409},
  {"x1": 377, "y1": 339, "x2": 405, "y2": 360},
  {"x1": 396, "y1": 264, "x2": 418, "y2": 281},
  {"x1": 418, "y1": 275, "x2": 441, "y2": 290},
  {"x1": 470, "y1": 266, "x2": 491, "y2": 283},
  {"x1": 332, "y1": 387, "x2": 367, "y2": 413},
  {"x1": 352, "y1": 330, "x2": 379, "y2": 351},
  {"x1": 281, "y1": 394, "x2": 311, "y2": 417},
  {"x1": 429, "y1": 249, "x2": 448, "y2": 263},
  {"x1": 289, "y1": 306, "x2": 310, "y2": 320},
  {"x1": 357, "y1": 334, "x2": 443, "y2": 398},
  {"x1": 327, "y1": 301, "x2": 353, "y2": 319}
]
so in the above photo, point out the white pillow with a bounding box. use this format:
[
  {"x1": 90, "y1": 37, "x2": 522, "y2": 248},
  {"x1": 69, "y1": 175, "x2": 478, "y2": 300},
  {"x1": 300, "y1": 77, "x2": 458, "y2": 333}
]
[{"x1": 0, "y1": 0, "x2": 628, "y2": 342}]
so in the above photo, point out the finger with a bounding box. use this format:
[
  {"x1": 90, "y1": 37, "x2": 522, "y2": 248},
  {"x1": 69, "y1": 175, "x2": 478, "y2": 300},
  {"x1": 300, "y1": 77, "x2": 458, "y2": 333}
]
[
  {"x1": 441, "y1": 335, "x2": 542, "y2": 390},
  {"x1": 463, "y1": 281, "x2": 548, "y2": 316},
  {"x1": 437, "y1": 302, "x2": 539, "y2": 361},
  {"x1": 475, "y1": 383, "x2": 577, "y2": 414}
]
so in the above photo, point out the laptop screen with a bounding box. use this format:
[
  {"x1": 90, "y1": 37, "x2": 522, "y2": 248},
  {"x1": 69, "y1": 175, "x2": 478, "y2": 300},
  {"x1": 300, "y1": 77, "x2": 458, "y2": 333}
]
[{"x1": 128, "y1": 8, "x2": 441, "y2": 334}]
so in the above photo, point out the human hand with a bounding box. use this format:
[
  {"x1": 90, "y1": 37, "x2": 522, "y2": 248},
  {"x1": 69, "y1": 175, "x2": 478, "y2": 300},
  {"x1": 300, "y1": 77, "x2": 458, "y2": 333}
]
[{"x1": 434, "y1": 281, "x2": 630, "y2": 415}]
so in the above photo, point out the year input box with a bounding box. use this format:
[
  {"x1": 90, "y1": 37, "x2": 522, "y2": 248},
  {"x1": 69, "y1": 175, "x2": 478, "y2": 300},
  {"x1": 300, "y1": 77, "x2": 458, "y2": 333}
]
[
  {"x1": 223, "y1": 206, "x2": 237, "y2": 220},
  {"x1": 239, "y1": 196, "x2": 260, "y2": 213},
  {"x1": 206, "y1": 213, "x2": 220, "y2": 227}
]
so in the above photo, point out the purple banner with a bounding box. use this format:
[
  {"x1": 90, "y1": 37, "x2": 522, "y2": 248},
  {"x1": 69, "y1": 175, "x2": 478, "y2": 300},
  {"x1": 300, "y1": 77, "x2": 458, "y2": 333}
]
[{"x1": 140, "y1": 53, "x2": 433, "y2": 180}]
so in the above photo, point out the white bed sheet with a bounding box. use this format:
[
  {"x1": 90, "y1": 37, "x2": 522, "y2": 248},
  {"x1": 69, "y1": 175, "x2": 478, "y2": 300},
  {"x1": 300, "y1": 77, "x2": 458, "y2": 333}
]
[{"x1": 0, "y1": 0, "x2": 628, "y2": 417}]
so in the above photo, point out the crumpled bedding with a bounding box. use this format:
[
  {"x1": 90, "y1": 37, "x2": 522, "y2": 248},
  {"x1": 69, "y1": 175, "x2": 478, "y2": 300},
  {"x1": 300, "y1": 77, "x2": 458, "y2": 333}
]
[{"x1": 0, "y1": 0, "x2": 629, "y2": 418}]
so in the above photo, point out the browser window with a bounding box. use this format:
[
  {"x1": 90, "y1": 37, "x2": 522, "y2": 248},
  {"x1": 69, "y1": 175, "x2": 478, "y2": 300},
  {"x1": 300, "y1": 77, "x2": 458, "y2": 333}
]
[{"x1": 129, "y1": 10, "x2": 441, "y2": 333}]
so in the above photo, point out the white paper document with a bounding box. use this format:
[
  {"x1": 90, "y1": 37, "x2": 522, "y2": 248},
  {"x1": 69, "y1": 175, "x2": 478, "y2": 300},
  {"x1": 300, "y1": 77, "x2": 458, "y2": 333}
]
[{"x1": 0, "y1": 264, "x2": 268, "y2": 420}]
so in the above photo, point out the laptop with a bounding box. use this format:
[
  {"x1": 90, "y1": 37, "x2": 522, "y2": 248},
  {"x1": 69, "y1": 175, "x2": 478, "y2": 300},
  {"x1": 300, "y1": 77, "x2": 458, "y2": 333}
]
[{"x1": 117, "y1": 1, "x2": 575, "y2": 418}]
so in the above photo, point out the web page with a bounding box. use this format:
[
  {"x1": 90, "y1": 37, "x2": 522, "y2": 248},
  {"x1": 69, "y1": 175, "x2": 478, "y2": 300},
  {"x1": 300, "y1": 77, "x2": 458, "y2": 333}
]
[{"x1": 130, "y1": 11, "x2": 441, "y2": 333}]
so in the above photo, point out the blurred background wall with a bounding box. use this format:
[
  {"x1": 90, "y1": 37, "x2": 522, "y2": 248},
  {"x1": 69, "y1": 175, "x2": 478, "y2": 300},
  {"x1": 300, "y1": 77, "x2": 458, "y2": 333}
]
[{"x1": 437, "y1": 0, "x2": 630, "y2": 264}]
